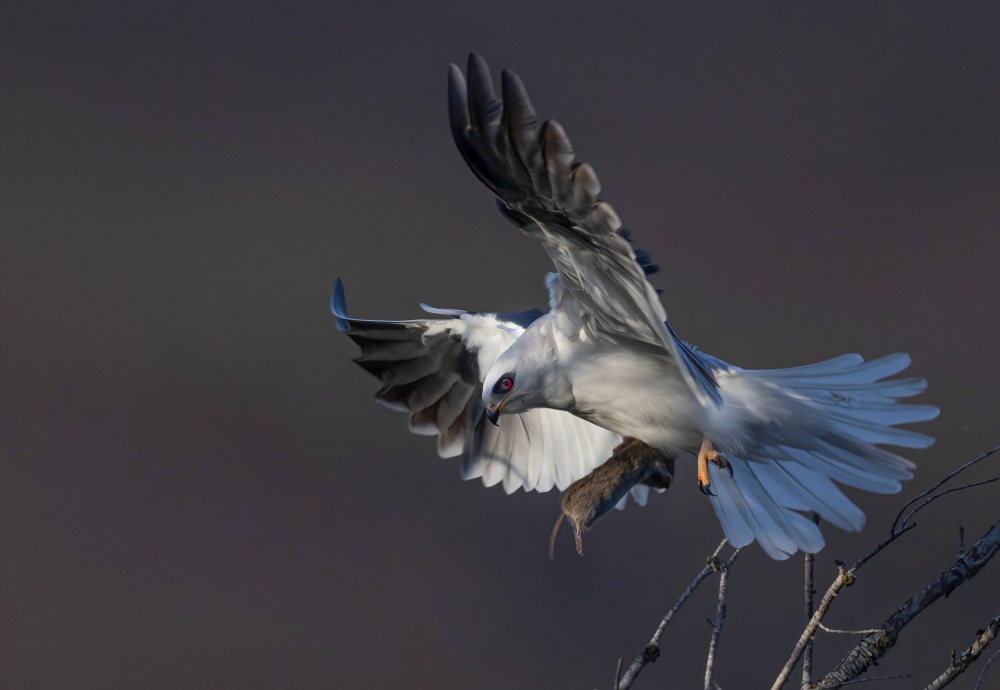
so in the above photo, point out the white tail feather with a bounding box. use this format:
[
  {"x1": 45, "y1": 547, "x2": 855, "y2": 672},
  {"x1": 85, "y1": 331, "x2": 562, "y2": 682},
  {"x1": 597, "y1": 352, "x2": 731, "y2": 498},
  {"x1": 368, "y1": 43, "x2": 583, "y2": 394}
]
[{"x1": 707, "y1": 352, "x2": 937, "y2": 557}]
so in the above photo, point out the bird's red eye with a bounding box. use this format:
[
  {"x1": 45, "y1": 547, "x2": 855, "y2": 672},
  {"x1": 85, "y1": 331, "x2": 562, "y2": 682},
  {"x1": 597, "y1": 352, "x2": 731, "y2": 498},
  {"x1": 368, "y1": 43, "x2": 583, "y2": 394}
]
[{"x1": 493, "y1": 375, "x2": 514, "y2": 394}]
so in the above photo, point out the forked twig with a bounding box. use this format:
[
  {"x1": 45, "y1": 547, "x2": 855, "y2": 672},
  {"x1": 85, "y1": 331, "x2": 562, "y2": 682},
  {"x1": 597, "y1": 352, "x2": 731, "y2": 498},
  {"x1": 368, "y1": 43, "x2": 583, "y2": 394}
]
[
  {"x1": 617, "y1": 539, "x2": 727, "y2": 690},
  {"x1": 815, "y1": 521, "x2": 1000, "y2": 689},
  {"x1": 892, "y1": 445, "x2": 1000, "y2": 533},
  {"x1": 705, "y1": 548, "x2": 741, "y2": 690},
  {"x1": 771, "y1": 561, "x2": 855, "y2": 690},
  {"x1": 615, "y1": 448, "x2": 1000, "y2": 690},
  {"x1": 922, "y1": 615, "x2": 1000, "y2": 690},
  {"x1": 773, "y1": 446, "x2": 1000, "y2": 690}
]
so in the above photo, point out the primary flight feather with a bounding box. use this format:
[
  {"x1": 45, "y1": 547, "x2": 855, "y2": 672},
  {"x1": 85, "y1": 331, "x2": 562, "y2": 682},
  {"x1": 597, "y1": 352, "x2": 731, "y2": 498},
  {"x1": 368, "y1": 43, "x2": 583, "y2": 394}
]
[{"x1": 332, "y1": 54, "x2": 938, "y2": 559}]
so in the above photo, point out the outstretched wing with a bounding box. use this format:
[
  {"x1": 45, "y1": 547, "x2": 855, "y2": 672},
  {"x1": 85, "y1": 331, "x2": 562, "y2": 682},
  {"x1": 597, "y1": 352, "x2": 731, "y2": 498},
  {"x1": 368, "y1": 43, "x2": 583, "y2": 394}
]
[
  {"x1": 331, "y1": 279, "x2": 627, "y2": 494},
  {"x1": 448, "y1": 54, "x2": 721, "y2": 407}
]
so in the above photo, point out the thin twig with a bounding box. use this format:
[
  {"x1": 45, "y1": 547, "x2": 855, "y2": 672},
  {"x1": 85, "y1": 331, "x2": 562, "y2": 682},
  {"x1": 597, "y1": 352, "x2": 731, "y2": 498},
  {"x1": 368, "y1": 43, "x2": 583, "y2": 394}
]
[
  {"x1": 896, "y1": 475, "x2": 1000, "y2": 534},
  {"x1": 922, "y1": 615, "x2": 1000, "y2": 689},
  {"x1": 705, "y1": 549, "x2": 741, "y2": 690},
  {"x1": 617, "y1": 539, "x2": 727, "y2": 690},
  {"x1": 892, "y1": 445, "x2": 1000, "y2": 533},
  {"x1": 850, "y1": 523, "x2": 917, "y2": 572},
  {"x1": 975, "y1": 647, "x2": 1000, "y2": 690},
  {"x1": 803, "y1": 514, "x2": 821, "y2": 689},
  {"x1": 815, "y1": 520, "x2": 1000, "y2": 689}
]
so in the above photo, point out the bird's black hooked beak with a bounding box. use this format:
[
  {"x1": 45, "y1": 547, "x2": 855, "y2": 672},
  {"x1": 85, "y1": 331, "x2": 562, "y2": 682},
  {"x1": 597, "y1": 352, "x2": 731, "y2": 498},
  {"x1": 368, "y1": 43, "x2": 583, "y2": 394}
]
[{"x1": 486, "y1": 398, "x2": 507, "y2": 426}]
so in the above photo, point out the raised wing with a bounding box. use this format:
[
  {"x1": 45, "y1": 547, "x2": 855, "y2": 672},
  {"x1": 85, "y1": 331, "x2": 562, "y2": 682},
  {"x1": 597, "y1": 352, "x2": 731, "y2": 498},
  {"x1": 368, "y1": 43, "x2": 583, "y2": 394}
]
[
  {"x1": 331, "y1": 279, "x2": 629, "y2": 494},
  {"x1": 448, "y1": 54, "x2": 722, "y2": 407}
]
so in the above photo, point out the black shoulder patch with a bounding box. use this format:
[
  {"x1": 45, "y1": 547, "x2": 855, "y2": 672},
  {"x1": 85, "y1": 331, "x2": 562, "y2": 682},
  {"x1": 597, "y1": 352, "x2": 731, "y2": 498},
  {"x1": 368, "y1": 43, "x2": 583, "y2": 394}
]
[
  {"x1": 488, "y1": 307, "x2": 545, "y2": 329},
  {"x1": 617, "y1": 227, "x2": 660, "y2": 277}
]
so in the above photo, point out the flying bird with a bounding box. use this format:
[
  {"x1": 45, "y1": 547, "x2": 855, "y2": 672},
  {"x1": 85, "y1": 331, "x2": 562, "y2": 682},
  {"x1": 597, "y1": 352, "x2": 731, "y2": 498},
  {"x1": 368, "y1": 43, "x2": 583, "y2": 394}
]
[{"x1": 331, "y1": 54, "x2": 939, "y2": 559}]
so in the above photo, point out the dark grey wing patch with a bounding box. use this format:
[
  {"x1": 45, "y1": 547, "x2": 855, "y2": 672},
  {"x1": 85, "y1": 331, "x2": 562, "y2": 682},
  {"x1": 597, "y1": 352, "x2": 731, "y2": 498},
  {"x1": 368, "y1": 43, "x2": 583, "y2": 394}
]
[{"x1": 332, "y1": 279, "x2": 479, "y2": 442}]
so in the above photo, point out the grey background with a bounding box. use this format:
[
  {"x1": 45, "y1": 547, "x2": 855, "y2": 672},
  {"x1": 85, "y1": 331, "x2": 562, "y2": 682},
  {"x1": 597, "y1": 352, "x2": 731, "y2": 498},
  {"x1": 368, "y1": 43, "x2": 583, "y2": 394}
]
[{"x1": 2, "y1": 1, "x2": 999, "y2": 688}]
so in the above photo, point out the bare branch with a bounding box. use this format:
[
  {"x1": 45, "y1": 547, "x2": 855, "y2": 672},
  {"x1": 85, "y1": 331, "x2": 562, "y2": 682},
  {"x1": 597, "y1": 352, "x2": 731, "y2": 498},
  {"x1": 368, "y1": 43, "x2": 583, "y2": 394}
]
[
  {"x1": 803, "y1": 514, "x2": 821, "y2": 688},
  {"x1": 616, "y1": 447, "x2": 1000, "y2": 690},
  {"x1": 616, "y1": 539, "x2": 728, "y2": 690},
  {"x1": 771, "y1": 562, "x2": 855, "y2": 690},
  {"x1": 705, "y1": 549, "x2": 741, "y2": 690},
  {"x1": 922, "y1": 615, "x2": 1000, "y2": 690},
  {"x1": 803, "y1": 550, "x2": 816, "y2": 688},
  {"x1": 771, "y1": 446, "x2": 1000, "y2": 690},
  {"x1": 892, "y1": 445, "x2": 1000, "y2": 533},
  {"x1": 815, "y1": 520, "x2": 1000, "y2": 689}
]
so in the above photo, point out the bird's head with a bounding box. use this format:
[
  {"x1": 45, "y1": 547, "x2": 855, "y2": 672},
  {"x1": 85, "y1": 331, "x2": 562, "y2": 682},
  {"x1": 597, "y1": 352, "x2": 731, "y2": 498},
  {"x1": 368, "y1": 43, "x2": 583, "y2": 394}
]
[
  {"x1": 483, "y1": 369, "x2": 519, "y2": 425},
  {"x1": 481, "y1": 334, "x2": 573, "y2": 425}
]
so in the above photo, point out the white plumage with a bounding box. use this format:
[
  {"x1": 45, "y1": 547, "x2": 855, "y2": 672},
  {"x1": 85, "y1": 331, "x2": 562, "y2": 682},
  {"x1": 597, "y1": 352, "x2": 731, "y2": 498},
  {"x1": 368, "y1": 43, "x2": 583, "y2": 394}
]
[{"x1": 332, "y1": 54, "x2": 938, "y2": 559}]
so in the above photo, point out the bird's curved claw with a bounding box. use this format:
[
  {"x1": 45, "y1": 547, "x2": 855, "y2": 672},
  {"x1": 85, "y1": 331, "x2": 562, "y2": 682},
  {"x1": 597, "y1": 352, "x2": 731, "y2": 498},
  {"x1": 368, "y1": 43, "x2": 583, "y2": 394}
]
[
  {"x1": 726, "y1": 462, "x2": 734, "y2": 479},
  {"x1": 699, "y1": 481, "x2": 716, "y2": 497}
]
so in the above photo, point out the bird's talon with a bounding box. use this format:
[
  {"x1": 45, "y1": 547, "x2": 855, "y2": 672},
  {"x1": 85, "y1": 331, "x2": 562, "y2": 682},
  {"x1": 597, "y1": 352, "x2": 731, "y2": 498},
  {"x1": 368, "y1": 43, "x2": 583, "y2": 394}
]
[{"x1": 697, "y1": 436, "x2": 729, "y2": 494}]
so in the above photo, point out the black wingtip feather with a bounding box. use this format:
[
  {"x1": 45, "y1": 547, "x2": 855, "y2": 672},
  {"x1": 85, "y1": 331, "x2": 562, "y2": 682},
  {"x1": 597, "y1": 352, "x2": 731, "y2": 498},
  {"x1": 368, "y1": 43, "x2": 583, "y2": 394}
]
[
  {"x1": 467, "y1": 53, "x2": 502, "y2": 133},
  {"x1": 500, "y1": 68, "x2": 538, "y2": 131}
]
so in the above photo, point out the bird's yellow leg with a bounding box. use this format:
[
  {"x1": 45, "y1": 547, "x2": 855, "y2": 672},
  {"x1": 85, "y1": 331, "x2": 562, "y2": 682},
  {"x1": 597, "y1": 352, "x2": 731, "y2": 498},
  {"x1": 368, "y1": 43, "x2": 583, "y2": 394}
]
[{"x1": 697, "y1": 436, "x2": 729, "y2": 495}]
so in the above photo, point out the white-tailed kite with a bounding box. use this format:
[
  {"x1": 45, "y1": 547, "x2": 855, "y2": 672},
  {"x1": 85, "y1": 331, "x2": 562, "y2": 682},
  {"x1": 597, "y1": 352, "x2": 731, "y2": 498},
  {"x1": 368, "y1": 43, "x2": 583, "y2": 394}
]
[{"x1": 332, "y1": 54, "x2": 938, "y2": 559}]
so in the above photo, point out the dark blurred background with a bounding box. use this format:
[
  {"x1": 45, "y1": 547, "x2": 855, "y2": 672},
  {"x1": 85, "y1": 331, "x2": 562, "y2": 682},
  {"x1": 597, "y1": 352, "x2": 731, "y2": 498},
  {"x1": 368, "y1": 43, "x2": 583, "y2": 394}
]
[{"x1": 2, "y1": 2, "x2": 999, "y2": 688}]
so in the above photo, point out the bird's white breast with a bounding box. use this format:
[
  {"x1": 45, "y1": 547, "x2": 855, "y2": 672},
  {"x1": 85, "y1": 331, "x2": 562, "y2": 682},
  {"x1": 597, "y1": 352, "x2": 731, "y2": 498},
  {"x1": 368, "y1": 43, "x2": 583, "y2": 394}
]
[{"x1": 552, "y1": 334, "x2": 705, "y2": 451}]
